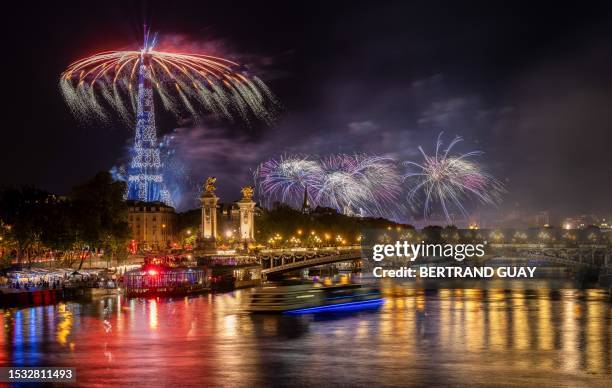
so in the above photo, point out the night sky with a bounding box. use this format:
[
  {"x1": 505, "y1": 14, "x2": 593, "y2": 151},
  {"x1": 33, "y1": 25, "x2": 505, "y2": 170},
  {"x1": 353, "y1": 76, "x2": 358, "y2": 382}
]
[{"x1": 7, "y1": 1, "x2": 612, "y2": 221}]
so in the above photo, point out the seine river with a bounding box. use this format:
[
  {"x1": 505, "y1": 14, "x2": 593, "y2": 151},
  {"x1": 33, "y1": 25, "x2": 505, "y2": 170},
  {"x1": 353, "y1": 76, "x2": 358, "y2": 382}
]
[{"x1": 1, "y1": 285, "x2": 610, "y2": 386}]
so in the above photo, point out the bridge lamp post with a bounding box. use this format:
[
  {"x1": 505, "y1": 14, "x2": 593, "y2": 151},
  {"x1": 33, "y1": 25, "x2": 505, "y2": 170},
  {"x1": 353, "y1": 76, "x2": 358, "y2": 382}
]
[
  {"x1": 538, "y1": 231, "x2": 551, "y2": 245},
  {"x1": 273, "y1": 234, "x2": 283, "y2": 248},
  {"x1": 513, "y1": 232, "x2": 526, "y2": 243},
  {"x1": 180, "y1": 229, "x2": 192, "y2": 248},
  {"x1": 490, "y1": 231, "x2": 504, "y2": 243}
]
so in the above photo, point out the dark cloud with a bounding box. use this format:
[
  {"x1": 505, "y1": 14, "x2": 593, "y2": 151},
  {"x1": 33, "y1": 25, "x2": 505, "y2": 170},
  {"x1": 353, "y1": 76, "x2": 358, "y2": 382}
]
[{"x1": 347, "y1": 120, "x2": 380, "y2": 134}]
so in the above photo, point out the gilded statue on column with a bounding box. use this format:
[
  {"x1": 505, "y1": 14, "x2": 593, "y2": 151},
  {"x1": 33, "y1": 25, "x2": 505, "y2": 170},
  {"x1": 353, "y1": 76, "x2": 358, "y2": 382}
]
[
  {"x1": 241, "y1": 186, "x2": 254, "y2": 200},
  {"x1": 204, "y1": 177, "x2": 217, "y2": 193}
]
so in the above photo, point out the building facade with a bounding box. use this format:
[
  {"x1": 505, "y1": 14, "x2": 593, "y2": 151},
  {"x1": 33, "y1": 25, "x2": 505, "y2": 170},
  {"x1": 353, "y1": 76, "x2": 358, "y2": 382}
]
[
  {"x1": 216, "y1": 203, "x2": 263, "y2": 241},
  {"x1": 127, "y1": 201, "x2": 178, "y2": 250}
]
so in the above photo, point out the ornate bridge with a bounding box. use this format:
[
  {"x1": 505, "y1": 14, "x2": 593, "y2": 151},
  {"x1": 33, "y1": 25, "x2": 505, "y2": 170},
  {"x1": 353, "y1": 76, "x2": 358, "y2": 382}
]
[
  {"x1": 253, "y1": 244, "x2": 611, "y2": 279},
  {"x1": 258, "y1": 248, "x2": 363, "y2": 278}
]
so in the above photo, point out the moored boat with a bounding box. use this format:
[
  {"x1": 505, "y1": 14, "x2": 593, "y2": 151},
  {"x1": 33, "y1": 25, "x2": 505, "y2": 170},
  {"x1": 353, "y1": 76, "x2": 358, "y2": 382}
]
[{"x1": 123, "y1": 266, "x2": 209, "y2": 297}]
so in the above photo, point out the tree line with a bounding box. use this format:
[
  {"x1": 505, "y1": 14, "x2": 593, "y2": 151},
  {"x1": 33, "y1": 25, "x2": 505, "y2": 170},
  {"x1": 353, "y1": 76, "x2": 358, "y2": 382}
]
[{"x1": 0, "y1": 172, "x2": 130, "y2": 269}]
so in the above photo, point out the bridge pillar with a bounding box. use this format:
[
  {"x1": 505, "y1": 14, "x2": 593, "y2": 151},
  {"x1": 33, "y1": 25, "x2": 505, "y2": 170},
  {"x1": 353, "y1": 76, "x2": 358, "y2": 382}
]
[
  {"x1": 200, "y1": 177, "x2": 219, "y2": 249},
  {"x1": 237, "y1": 186, "x2": 256, "y2": 242}
]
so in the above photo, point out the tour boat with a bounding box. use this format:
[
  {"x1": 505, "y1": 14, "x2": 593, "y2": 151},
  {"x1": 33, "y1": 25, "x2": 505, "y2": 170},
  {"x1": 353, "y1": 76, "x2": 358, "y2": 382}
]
[{"x1": 248, "y1": 283, "x2": 383, "y2": 314}]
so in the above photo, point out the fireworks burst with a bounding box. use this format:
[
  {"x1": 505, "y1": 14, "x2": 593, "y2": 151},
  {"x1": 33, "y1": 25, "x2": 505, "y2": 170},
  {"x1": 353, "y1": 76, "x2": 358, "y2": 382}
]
[
  {"x1": 317, "y1": 155, "x2": 401, "y2": 216},
  {"x1": 60, "y1": 30, "x2": 277, "y2": 124},
  {"x1": 255, "y1": 154, "x2": 401, "y2": 217},
  {"x1": 255, "y1": 155, "x2": 325, "y2": 207},
  {"x1": 403, "y1": 132, "x2": 504, "y2": 221}
]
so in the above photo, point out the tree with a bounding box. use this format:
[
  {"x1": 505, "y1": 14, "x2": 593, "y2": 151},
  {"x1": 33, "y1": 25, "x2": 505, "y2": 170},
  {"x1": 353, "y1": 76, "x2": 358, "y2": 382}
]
[
  {"x1": 422, "y1": 225, "x2": 443, "y2": 243},
  {"x1": 0, "y1": 172, "x2": 131, "y2": 269},
  {"x1": 40, "y1": 198, "x2": 77, "y2": 252},
  {"x1": 0, "y1": 186, "x2": 51, "y2": 264},
  {"x1": 255, "y1": 203, "x2": 412, "y2": 247},
  {"x1": 71, "y1": 172, "x2": 130, "y2": 269}
]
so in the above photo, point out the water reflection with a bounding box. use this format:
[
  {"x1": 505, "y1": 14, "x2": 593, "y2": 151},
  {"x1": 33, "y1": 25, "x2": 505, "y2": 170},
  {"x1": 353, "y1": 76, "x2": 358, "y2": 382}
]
[
  {"x1": 0, "y1": 288, "x2": 609, "y2": 386},
  {"x1": 148, "y1": 299, "x2": 158, "y2": 331},
  {"x1": 56, "y1": 303, "x2": 72, "y2": 346}
]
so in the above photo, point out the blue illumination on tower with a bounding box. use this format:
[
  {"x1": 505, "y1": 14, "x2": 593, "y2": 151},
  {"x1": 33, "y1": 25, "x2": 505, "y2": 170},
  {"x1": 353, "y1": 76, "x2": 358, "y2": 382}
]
[{"x1": 126, "y1": 28, "x2": 173, "y2": 206}]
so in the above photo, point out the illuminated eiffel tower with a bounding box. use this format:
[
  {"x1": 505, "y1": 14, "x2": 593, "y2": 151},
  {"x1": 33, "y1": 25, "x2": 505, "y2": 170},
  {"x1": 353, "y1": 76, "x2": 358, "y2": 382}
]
[{"x1": 126, "y1": 28, "x2": 172, "y2": 206}]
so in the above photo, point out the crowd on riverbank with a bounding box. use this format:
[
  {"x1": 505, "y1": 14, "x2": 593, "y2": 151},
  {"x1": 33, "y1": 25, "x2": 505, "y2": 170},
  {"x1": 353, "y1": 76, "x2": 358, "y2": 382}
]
[{"x1": 0, "y1": 268, "x2": 106, "y2": 293}]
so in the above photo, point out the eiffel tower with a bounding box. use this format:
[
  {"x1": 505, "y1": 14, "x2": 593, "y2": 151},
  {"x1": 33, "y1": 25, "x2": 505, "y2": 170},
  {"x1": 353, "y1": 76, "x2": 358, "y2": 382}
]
[{"x1": 126, "y1": 28, "x2": 172, "y2": 206}]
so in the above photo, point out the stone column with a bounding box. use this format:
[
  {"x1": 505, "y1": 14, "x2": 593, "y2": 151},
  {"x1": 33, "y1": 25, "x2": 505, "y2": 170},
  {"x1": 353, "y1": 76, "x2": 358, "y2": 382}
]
[
  {"x1": 200, "y1": 177, "x2": 219, "y2": 241},
  {"x1": 237, "y1": 186, "x2": 256, "y2": 242}
]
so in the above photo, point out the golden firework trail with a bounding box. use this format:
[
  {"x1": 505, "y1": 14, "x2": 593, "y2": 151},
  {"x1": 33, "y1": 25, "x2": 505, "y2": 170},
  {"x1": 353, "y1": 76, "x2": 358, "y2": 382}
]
[{"x1": 60, "y1": 35, "x2": 277, "y2": 124}]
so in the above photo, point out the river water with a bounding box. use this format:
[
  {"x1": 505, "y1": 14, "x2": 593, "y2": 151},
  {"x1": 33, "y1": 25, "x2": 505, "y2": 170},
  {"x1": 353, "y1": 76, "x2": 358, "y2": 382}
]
[{"x1": 1, "y1": 286, "x2": 610, "y2": 387}]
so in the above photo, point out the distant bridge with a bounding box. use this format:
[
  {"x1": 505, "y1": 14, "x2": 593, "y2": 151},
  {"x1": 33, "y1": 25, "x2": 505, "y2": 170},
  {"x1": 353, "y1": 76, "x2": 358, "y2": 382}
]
[
  {"x1": 258, "y1": 249, "x2": 362, "y2": 277},
  {"x1": 254, "y1": 244, "x2": 611, "y2": 278},
  {"x1": 487, "y1": 244, "x2": 611, "y2": 269}
]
